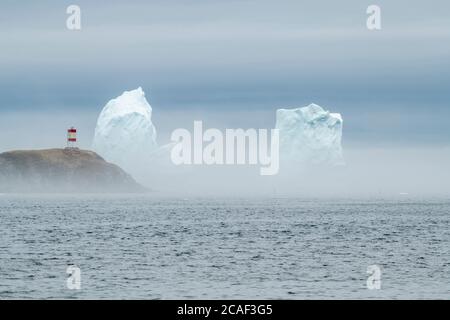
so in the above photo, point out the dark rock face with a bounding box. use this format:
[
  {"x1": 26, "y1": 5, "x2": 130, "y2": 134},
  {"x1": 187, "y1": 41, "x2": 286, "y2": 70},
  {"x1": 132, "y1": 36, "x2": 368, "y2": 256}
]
[{"x1": 0, "y1": 148, "x2": 145, "y2": 193}]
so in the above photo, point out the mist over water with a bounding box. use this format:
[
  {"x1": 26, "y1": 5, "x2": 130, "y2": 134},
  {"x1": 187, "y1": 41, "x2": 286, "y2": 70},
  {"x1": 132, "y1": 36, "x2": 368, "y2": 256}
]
[
  {"x1": 0, "y1": 0, "x2": 449, "y2": 302},
  {"x1": 1, "y1": 109, "x2": 449, "y2": 197},
  {"x1": 1, "y1": 109, "x2": 448, "y2": 299}
]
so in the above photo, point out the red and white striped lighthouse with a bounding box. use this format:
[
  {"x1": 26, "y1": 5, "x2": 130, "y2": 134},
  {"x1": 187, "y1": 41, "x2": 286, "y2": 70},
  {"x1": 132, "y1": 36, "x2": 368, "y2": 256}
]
[{"x1": 67, "y1": 127, "x2": 77, "y2": 148}]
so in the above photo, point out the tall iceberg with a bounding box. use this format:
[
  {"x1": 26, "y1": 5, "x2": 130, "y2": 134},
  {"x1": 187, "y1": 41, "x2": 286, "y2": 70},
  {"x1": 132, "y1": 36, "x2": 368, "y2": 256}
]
[
  {"x1": 92, "y1": 87, "x2": 157, "y2": 169},
  {"x1": 275, "y1": 103, "x2": 344, "y2": 166}
]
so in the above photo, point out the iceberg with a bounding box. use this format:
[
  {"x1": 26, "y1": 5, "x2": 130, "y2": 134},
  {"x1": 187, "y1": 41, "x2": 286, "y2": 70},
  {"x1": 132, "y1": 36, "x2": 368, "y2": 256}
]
[
  {"x1": 275, "y1": 103, "x2": 344, "y2": 166},
  {"x1": 92, "y1": 87, "x2": 157, "y2": 169}
]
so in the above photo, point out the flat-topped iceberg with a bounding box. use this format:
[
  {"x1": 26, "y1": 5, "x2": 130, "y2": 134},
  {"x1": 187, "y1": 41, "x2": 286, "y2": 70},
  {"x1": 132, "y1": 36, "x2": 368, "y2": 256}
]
[{"x1": 275, "y1": 103, "x2": 344, "y2": 166}]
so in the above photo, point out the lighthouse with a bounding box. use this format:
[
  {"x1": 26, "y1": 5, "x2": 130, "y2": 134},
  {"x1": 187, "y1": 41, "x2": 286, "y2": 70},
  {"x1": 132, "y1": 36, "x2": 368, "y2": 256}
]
[{"x1": 67, "y1": 127, "x2": 77, "y2": 149}]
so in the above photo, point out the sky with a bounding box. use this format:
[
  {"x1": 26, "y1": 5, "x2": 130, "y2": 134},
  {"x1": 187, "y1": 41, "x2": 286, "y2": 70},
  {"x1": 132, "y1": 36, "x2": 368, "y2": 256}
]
[{"x1": 0, "y1": 0, "x2": 449, "y2": 150}]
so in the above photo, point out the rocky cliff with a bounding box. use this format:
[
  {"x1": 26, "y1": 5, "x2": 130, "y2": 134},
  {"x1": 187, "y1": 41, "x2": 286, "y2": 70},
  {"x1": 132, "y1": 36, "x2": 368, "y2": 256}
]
[{"x1": 0, "y1": 148, "x2": 144, "y2": 193}]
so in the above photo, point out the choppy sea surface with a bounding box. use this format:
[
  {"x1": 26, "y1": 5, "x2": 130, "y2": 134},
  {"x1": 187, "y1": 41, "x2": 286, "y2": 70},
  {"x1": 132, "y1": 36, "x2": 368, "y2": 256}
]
[{"x1": 0, "y1": 194, "x2": 449, "y2": 299}]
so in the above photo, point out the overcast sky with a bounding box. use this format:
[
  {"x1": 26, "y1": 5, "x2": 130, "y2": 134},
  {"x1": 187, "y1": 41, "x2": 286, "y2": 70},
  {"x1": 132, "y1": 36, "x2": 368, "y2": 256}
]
[{"x1": 0, "y1": 0, "x2": 449, "y2": 150}]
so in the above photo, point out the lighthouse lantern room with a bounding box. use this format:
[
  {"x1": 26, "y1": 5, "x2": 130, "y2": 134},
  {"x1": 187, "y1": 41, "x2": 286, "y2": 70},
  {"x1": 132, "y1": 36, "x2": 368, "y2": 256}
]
[{"x1": 67, "y1": 127, "x2": 77, "y2": 149}]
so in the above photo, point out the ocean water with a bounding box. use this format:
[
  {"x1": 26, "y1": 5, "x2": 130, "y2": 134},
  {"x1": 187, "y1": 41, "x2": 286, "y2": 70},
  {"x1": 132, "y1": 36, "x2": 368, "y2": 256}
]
[{"x1": 0, "y1": 194, "x2": 449, "y2": 299}]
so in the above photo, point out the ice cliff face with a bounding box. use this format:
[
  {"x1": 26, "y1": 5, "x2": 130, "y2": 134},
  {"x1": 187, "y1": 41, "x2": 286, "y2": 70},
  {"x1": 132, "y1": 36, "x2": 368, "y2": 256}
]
[
  {"x1": 275, "y1": 103, "x2": 344, "y2": 166},
  {"x1": 92, "y1": 87, "x2": 157, "y2": 169},
  {"x1": 92, "y1": 89, "x2": 343, "y2": 181}
]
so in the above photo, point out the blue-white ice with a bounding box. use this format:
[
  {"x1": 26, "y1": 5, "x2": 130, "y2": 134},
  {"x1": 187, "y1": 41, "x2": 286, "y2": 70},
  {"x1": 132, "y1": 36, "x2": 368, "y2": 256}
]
[
  {"x1": 275, "y1": 103, "x2": 344, "y2": 166},
  {"x1": 92, "y1": 87, "x2": 158, "y2": 168}
]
